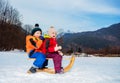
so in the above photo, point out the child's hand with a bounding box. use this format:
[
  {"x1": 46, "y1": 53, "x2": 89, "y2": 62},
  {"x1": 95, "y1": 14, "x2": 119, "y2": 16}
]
[
  {"x1": 58, "y1": 46, "x2": 62, "y2": 50},
  {"x1": 54, "y1": 45, "x2": 62, "y2": 51},
  {"x1": 54, "y1": 45, "x2": 59, "y2": 51},
  {"x1": 58, "y1": 51, "x2": 64, "y2": 56}
]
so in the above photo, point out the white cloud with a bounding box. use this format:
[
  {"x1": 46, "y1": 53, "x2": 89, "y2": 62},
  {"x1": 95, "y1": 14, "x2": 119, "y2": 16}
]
[
  {"x1": 32, "y1": 0, "x2": 120, "y2": 15},
  {"x1": 9, "y1": 0, "x2": 120, "y2": 32},
  {"x1": 10, "y1": 0, "x2": 120, "y2": 15}
]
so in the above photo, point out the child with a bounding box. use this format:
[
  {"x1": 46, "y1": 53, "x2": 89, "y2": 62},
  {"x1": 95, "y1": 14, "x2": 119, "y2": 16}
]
[
  {"x1": 34, "y1": 23, "x2": 48, "y2": 68},
  {"x1": 42, "y1": 26, "x2": 64, "y2": 74},
  {"x1": 26, "y1": 27, "x2": 46, "y2": 73},
  {"x1": 35, "y1": 23, "x2": 45, "y2": 41}
]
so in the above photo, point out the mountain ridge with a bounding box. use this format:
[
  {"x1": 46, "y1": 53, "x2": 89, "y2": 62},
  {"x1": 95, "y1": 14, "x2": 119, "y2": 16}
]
[{"x1": 62, "y1": 22, "x2": 120, "y2": 50}]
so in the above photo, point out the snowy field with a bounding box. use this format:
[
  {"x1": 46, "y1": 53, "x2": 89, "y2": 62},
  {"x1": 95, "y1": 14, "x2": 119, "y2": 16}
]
[{"x1": 0, "y1": 50, "x2": 120, "y2": 83}]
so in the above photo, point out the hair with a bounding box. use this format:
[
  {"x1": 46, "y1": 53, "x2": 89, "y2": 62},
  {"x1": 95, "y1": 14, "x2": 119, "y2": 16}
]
[
  {"x1": 50, "y1": 26, "x2": 54, "y2": 28},
  {"x1": 48, "y1": 26, "x2": 57, "y2": 35}
]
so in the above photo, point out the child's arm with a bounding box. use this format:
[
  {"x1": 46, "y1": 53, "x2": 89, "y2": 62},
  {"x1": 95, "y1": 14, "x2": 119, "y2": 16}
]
[
  {"x1": 48, "y1": 45, "x2": 62, "y2": 52},
  {"x1": 54, "y1": 45, "x2": 62, "y2": 51},
  {"x1": 29, "y1": 38, "x2": 36, "y2": 47},
  {"x1": 58, "y1": 51, "x2": 64, "y2": 56},
  {"x1": 29, "y1": 38, "x2": 42, "y2": 49}
]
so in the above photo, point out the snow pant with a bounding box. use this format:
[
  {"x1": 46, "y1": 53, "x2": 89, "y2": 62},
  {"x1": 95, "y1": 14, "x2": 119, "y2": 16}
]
[
  {"x1": 46, "y1": 52, "x2": 62, "y2": 71},
  {"x1": 29, "y1": 52, "x2": 46, "y2": 68},
  {"x1": 42, "y1": 59, "x2": 48, "y2": 67}
]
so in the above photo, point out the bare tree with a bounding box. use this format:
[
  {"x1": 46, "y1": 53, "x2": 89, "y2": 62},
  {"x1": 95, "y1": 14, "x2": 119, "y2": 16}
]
[
  {"x1": 23, "y1": 24, "x2": 33, "y2": 35},
  {"x1": 0, "y1": 0, "x2": 22, "y2": 26},
  {"x1": 0, "y1": 0, "x2": 25, "y2": 51}
]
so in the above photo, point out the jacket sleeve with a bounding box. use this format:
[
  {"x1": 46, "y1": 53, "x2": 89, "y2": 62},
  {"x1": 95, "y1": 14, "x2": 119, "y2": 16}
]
[
  {"x1": 48, "y1": 46, "x2": 55, "y2": 52},
  {"x1": 26, "y1": 35, "x2": 42, "y2": 49},
  {"x1": 26, "y1": 35, "x2": 36, "y2": 53},
  {"x1": 36, "y1": 39, "x2": 43, "y2": 49},
  {"x1": 29, "y1": 38, "x2": 36, "y2": 47},
  {"x1": 47, "y1": 39, "x2": 57, "y2": 52}
]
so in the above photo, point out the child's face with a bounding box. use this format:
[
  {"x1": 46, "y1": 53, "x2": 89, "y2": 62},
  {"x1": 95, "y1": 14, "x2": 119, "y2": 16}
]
[
  {"x1": 49, "y1": 31, "x2": 57, "y2": 38},
  {"x1": 33, "y1": 31, "x2": 41, "y2": 37}
]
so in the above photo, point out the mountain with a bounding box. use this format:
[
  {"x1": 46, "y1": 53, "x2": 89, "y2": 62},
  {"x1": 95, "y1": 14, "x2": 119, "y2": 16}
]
[{"x1": 62, "y1": 23, "x2": 120, "y2": 50}]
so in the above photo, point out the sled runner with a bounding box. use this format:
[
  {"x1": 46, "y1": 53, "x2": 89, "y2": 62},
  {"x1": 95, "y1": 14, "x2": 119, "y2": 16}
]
[{"x1": 27, "y1": 55, "x2": 75, "y2": 74}]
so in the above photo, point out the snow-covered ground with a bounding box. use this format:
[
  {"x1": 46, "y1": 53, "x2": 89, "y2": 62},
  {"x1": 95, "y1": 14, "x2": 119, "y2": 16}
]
[{"x1": 0, "y1": 51, "x2": 120, "y2": 83}]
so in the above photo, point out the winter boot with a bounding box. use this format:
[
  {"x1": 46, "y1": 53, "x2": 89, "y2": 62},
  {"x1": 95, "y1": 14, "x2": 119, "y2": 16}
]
[
  {"x1": 61, "y1": 67, "x2": 64, "y2": 73},
  {"x1": 29, "y1": 67, "x2": 37, "y2": 73},
  {"x1": 55, "y1": 67, "x2": 64, "y2": 74}
]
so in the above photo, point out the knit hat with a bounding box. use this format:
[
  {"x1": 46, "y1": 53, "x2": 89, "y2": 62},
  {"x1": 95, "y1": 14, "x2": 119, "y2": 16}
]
[{"x1": 31, "y1": 28, "x2": 42, "y2": 35}]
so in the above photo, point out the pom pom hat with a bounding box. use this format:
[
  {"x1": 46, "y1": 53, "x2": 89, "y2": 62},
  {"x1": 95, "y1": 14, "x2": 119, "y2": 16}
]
[{"x1": 31, "y1": 28, "x2": 42, "y2": 35}]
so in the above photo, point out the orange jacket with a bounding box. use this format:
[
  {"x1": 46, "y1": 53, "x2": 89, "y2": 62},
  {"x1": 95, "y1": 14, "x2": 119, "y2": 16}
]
[{"x1": 26, "y1": 35, "x2": 43, "y2": 53}]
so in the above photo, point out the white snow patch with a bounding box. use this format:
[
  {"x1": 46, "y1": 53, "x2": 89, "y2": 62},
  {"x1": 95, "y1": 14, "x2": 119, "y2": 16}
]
[{"x1": 0, "y1": 51, "x2": 120, "y2": 83}]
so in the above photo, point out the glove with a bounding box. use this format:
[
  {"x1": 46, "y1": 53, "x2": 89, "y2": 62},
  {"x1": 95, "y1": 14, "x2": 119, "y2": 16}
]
[{"x1": 40, "y1": 36, "x2": 45, "y2": 41}]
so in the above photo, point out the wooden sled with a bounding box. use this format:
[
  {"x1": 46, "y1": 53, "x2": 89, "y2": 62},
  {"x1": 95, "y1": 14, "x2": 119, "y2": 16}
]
[{"x1": 27, "y1": 55, "x2": 75, "y2": 74}]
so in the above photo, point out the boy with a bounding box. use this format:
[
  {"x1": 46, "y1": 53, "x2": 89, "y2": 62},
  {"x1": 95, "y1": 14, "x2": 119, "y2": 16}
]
[
  {"x1": 26, "y1": 27, "x2": 46, "y2": 73},
  {"x1": 34, "y1": 23, "x2": 48, "y2": 68}
]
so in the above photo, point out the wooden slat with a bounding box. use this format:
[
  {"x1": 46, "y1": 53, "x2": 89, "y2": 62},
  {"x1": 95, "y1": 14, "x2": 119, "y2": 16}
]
[{"x1": 28, "y1": 57, "x2": 71, "y2": 60}]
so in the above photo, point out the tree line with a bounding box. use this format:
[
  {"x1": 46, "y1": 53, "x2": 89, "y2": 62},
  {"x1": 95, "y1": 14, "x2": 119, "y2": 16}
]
[
  {"x1": 0, "y1": 0, "x2": 26, "y2": 51},
  {"x1": 83, "y1": 46, "x2": 120, "y2": 56},
  {"x1": 63, "y1": 42, "x2": 120, "y2": 56}
]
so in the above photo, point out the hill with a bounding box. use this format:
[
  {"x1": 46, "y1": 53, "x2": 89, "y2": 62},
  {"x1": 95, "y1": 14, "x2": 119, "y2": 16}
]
[{"x1": 62, "y1": 23, "x2": 120, "y2": 53}]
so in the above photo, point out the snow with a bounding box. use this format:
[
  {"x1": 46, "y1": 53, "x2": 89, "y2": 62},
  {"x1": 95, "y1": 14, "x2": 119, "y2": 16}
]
[{"x1": 0, "y1": 51, "x2": 120, "y2": 83}]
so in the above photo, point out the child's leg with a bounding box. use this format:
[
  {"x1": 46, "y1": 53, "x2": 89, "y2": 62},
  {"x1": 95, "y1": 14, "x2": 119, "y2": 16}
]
[
  {"x1": 47, "y1": 53, "x2": 62, "y2": 72},
  {"x1": 31, "y1": 52, "x2": 46, "y2": 68},
  {"x1": 42, "y1": 59, "x2": 48, "y2": 68}
]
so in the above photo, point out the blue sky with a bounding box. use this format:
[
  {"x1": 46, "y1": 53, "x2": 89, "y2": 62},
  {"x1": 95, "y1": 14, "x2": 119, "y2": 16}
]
[{"x1": 9, "y1": 0, "x2": 120, "y2": 32}]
